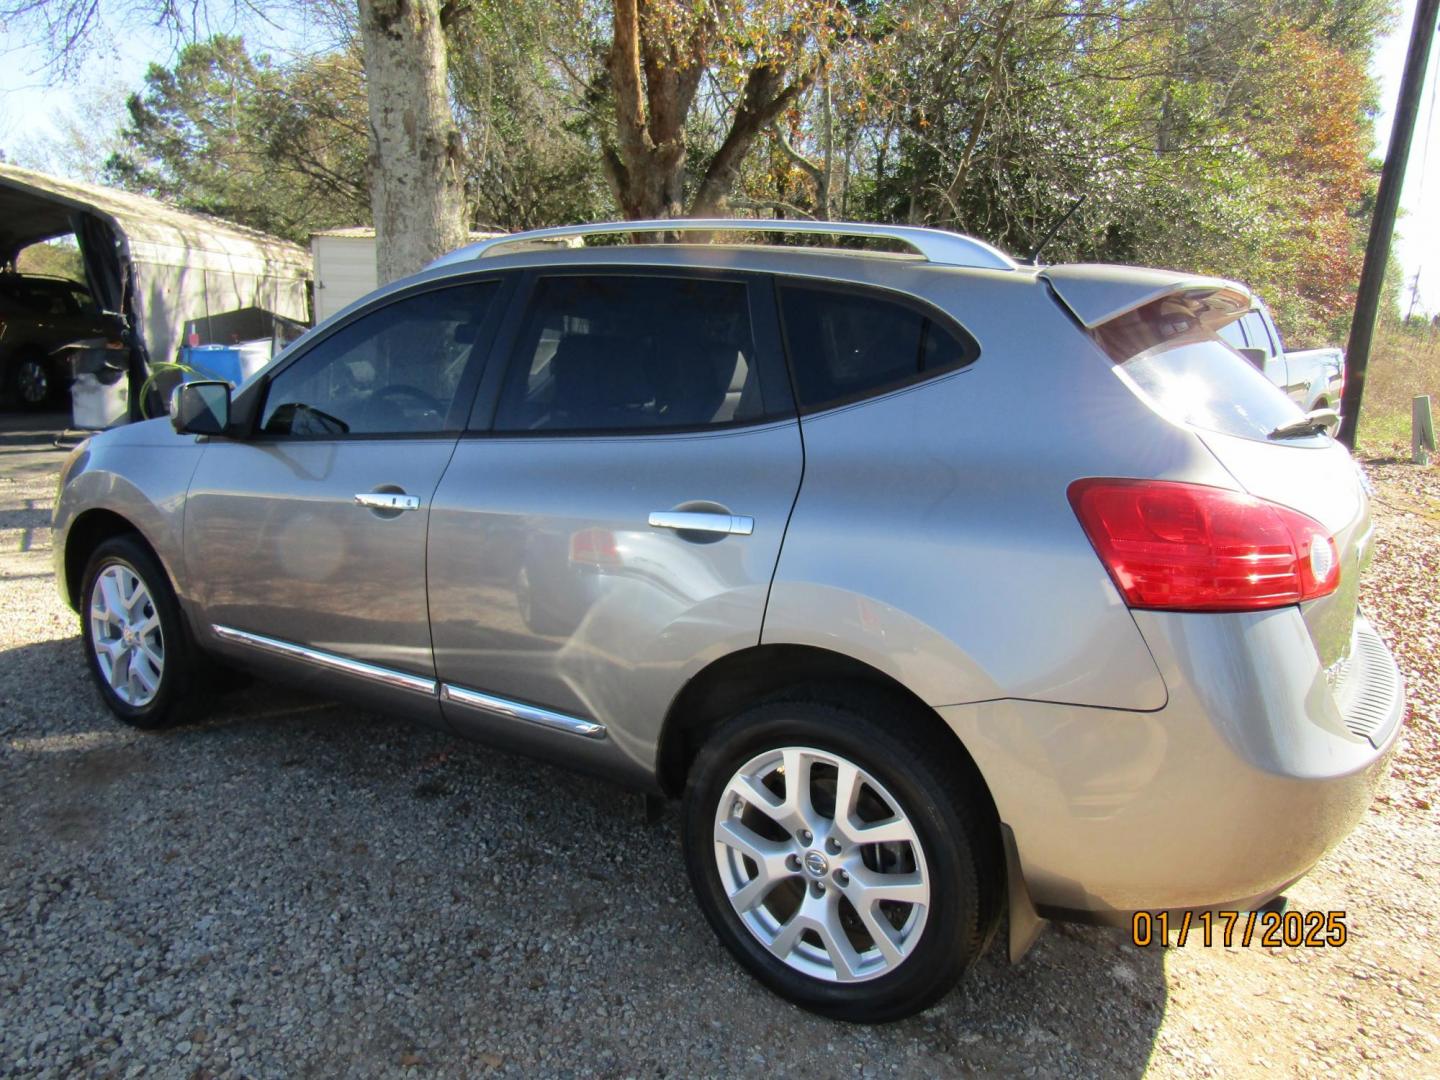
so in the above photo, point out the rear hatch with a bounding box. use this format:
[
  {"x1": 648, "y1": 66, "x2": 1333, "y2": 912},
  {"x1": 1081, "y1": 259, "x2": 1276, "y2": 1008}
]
[{"x1": 1044, "y1": 264, "x2": 1369, "y2": 668}]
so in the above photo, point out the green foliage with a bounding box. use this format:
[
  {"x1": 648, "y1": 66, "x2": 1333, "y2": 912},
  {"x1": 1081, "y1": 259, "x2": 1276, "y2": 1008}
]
[
  {"x1": 105, "y1": 36, "x2": 371, "y2": 243},
  {"x1": 753, "y1": 0, "x2": 1384, "y2": 348},
  {"x1": 15, "y1": 241, "x2": 85, "y2": 282}
]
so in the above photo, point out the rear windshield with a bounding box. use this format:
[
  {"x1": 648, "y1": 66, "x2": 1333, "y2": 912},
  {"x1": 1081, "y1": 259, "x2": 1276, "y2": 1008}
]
[{"x1": 1093, "y1": 295, "x2": 1309, "y2": 442}]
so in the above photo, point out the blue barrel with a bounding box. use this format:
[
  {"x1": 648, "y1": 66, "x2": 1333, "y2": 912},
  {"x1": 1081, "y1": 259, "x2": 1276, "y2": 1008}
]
[{"x1": 180, "y1": 344, "x2": 246, "y2": 385}]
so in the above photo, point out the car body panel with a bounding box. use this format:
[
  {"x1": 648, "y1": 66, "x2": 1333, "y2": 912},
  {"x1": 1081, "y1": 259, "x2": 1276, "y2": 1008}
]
[
  {"x1": 764, "y1": 267, "x2": 1243, "y2": 711},
  {"x1": 182, "y1": 436, "x2": 460, "y2": 726},
  {"x1": 427, "y1": 422, "x2": 804, "y2": 783},
  {"x1": 941, "y1": 610, "x2": 1402, "y2": 918},
  {"x1": 51, "y1": 419, "x2": 204, "y2": 609}
]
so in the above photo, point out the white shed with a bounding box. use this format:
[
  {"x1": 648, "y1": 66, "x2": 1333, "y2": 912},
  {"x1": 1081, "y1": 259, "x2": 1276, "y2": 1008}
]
[
  {"x1": 311, "y1": 227, "x2": 504, "y2": 324},
  {"x1": 310, "y1": 227, "x2": 380, "y2": 324}
]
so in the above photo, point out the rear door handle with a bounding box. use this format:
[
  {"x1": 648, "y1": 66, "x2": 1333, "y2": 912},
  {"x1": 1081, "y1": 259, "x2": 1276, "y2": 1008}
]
[
  {"x1": 355, "y1": 492, "x2": 421, "y2": 512},
  {"x1": 648, "y1": 510, "x2": 754, "y2": 536}
]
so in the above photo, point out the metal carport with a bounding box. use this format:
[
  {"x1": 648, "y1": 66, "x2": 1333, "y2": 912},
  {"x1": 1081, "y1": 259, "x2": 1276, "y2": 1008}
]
[{"x1": 0, "y1": 162, "x2": 311, "y2": 420}]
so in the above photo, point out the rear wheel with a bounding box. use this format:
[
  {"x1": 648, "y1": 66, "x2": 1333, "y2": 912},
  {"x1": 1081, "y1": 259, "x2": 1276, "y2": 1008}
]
[
  {"x1": 80, "y1": 535, "x2": 203, "y2": 728},
  {"x1": 682, "y1": 697, "x2": 999, "y2": 1021}
]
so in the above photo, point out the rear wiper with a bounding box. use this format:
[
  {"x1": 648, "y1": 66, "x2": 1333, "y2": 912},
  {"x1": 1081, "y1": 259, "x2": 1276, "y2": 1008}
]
[{"x1": 1268, "y1": 408, "x2": 1339, "y2": 441}]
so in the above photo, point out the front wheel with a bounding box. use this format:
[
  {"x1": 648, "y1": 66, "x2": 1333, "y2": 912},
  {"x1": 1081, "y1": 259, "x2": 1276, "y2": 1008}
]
[
  {"x1": 682, "y1": 697, "x2": 1000, "y2": 1022},
  {"x1": 10, "y1": 350, "x2": 60, "y2": 410},
  {"x1": 80, "y1": 535, "x2": 203, "y2": 728}
]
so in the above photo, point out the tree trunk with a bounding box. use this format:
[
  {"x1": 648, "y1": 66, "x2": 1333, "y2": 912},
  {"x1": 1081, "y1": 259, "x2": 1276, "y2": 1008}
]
[
  {"x1": 603, "y1": 0, "x2": 696, "y2": 220},
  {"x1": 357, "y1": 0, "x2": 466, "y2": 283}
]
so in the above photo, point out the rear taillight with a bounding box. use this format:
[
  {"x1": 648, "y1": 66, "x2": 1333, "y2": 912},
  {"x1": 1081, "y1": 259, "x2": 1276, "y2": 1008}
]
[{"x1": 1068, "y1": 478, "x2": 1339, "y2": 612}]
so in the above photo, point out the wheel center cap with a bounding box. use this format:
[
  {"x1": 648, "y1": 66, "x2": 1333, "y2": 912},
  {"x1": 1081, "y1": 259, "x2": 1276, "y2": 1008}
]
[{"x1": 803, "y1": 850, "x2": 829, "y2": 877}]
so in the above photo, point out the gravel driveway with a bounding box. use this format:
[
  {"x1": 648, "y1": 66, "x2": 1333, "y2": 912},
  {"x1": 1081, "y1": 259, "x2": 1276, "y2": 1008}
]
[{"x1": 2, "y1": 415, "x2": 1437, "y2": 1078}]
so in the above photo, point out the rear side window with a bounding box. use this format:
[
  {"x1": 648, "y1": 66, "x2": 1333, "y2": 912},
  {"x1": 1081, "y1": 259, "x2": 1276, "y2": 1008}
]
[
  {"x1": 494, "y1": 275, "x2": 764, "y2": 433},
  {"x1": 1095, "y1": 295, "x2": 1306, "y2": 441},
  {"x1": 777, "y1": 283, "x2": 977, "y2": 411}
]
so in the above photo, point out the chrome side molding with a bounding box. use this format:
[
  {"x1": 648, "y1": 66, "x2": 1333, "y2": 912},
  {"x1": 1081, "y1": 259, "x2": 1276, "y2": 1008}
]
[
  {"x1": 440, "y1": 683, "x2": 607, "y2": 739},
  {"x1": 211, "y1": 625, "x2": 437, "y2": 696},
  {"x1": 212, "y1": 624, "x2": 607, "y2": 740}
]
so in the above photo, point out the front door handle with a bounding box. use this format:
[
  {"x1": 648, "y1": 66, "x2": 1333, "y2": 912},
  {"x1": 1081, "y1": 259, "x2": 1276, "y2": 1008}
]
[
  {"x1": 648, "y1": 510, "x2": 754, "y2": 536},
  {"x1": 355, "y1": 491, "x2": 421, "y2": 512}
]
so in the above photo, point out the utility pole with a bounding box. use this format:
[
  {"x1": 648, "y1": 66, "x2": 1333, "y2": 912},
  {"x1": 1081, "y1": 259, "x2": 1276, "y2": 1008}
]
[
  {"x1": 1406, "y1": 269, "x2": 1423, "y2": 323},
  {"x1": 1338, "y1": 0, "x2": 1439, "y2": 449}
]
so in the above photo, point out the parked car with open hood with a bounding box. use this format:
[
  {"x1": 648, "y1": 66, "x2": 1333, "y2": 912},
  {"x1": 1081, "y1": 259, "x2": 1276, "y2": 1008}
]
[{"x1": 52, "y1": 221, "x2": 1403, "y2": 1022}]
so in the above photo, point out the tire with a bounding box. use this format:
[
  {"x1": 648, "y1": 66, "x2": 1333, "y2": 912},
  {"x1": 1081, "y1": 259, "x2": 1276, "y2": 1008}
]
[
  {"x1": 9, "y1": 349, "x2": 59, "y2": 411},
  {"x1": 79, "y1": 535, "x2": 204, "y2": 729},
  {"x1": 682, "y1": 695, "x2": 1001, "y2": 1022}
]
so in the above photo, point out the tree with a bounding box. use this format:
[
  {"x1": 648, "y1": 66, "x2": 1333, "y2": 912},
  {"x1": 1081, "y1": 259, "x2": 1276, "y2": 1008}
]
[
  {"x1": 594, "y1": 0, "x2": 853, "y2": 219},
  {"x1": 357, "y1": 0, "x2": 467, "y2": 280},
  {"x1": 105, "y1": 36, "x2": 370, "y2": 243}
]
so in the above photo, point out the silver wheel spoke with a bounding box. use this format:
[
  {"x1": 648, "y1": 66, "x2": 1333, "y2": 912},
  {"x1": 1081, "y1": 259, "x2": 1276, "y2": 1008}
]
[
  {"x1": 812, "y1": 900, "x2": 864, "y2": 982},
  {"x1": 779, "y1": 748, "x2": 819, "y2": 834},
  {"x1": 848, "y1": 864, "x2": 928, "y2": 905},
  {"x1": 98, "y1": 574, "x2": 125, "y2": 623},
  {"x1": 715, "y1": 819, "x2": 791, "y2": 912},
  {"x1": 106, "y1": 647, "x2": 129, "y2": 691},
  {"x1": 844, "y1": 815, "x2": 914, "y2": 847},
  {"x1": 853, "y1": 900, "x2": 907, "y2": 967},
  {"x1": 713, "y1": 744, "x2": 932, "y2": 984},
  {"x1": 130, "y1": 657, "x2": 157, "y2": 695},
  {"x1": 768, "y1": 911, "x2": 809, "y2": 961}
]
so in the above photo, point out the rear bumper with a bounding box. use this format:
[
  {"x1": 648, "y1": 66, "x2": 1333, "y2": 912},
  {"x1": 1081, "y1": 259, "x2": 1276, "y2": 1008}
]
[{"x1": 941, "y1": 609, "x2": 1403, "y2": 922}]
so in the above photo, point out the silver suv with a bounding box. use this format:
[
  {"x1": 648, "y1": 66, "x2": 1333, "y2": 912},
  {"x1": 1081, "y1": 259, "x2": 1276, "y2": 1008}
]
[{"x1": 53, "y1": 220, "x2": 1404, "y2": 1021}]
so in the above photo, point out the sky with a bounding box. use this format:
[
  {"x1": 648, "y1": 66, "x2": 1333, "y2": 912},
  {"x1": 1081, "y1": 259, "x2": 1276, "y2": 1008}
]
[{"x1": 0, "y1": 4, "x2": 1437, "y2": 317}]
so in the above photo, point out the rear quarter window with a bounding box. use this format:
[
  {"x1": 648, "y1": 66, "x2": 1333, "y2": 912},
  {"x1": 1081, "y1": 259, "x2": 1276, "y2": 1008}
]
[
  {"x1": 777, "y1": 282, "x2": 978, "y2": 411},
  {"x1": 1095, "y1": 296, "x2": 1307, "y2": 442}
]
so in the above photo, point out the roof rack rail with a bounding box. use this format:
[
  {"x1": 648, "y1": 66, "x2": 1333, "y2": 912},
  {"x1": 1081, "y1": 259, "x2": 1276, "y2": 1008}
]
[{"x1": 427, "y1": 218, "x2": 1018, "y2": 272}]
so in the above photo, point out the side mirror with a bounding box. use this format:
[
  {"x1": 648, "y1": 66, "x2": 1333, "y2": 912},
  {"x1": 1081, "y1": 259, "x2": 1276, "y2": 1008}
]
[
  {"x1": 171, "y1": 380, "x2": 232, "y2": 436},
  {"x1": 1237, "y1": 346, "x2": 1267, "y2": 371}
]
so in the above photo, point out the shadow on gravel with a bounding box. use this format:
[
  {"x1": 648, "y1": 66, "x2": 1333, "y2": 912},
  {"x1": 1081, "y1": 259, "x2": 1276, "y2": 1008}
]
[{"x1": 3, "y1": 635, "x2": 1169, "y2": 1076}]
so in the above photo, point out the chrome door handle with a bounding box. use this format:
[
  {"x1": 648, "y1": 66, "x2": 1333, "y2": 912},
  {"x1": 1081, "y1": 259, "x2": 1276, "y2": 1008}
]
[
  {"x1": 648, "y1": 510, "x2": 754, "y2": 536},
  {"x1": 354, "y1": 492, "x2": 421, "y2": 512}
]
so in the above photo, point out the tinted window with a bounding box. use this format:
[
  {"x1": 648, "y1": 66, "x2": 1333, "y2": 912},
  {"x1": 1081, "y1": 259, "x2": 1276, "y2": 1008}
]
[
  {"x1": 261, "y1": 282, "x2": 497, "y2": 436},
  {"x1": 778, "y1": 284, "x2": 976, "y2": 410},
  {"x1": 494, "y1": 275, "x2": 762, "y2": 433},
  {"x1": 1095, "y1": 296, "x2": 1307, "y2": 442},
  {"x1": 1217, "y1": 319, "x2": 1247, "y2": 350},
  {"x1": 1240, "y1": 312, "x2": 1275, "y2": 356}
]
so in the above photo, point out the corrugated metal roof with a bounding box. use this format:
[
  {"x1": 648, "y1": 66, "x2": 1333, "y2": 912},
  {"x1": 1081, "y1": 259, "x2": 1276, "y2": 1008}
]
[{"x1": 0, "y1": 162, "x2": 310, "y2": 276}]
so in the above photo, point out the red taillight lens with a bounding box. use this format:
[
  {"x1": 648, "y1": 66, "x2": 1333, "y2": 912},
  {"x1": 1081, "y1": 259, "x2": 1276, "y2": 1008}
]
[
  {"x1": 568, "y1": 527, "x2": 621, "y2": 568},
  {"x1": 1068, "y1": 478, "x2": 1339, "y2": 612}
]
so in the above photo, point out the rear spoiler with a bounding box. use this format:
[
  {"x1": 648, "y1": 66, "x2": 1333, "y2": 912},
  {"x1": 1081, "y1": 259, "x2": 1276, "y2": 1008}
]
[{"x1": 1040, "y1": 263, "x2": 1252, "y2": 332}]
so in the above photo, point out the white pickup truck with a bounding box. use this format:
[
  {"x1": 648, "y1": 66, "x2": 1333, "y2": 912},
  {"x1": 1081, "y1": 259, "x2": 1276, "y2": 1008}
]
[{"x1": 1219, "y1": 299, "x2": 1345, "y2": 414}]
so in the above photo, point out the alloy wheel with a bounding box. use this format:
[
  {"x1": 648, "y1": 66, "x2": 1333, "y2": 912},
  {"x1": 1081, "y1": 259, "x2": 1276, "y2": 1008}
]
[
  {"x1": 712, "y1": 745, "x2": 931, "y2": 983},
  {"x1": 89, "y1": 563, "x2": 165, "y2": 707}
]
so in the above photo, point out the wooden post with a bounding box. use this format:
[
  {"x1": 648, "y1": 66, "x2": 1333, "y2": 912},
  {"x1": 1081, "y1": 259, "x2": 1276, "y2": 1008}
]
[{"x1": 1415, "y1": 395, "x2": 1436, "y2": 465}]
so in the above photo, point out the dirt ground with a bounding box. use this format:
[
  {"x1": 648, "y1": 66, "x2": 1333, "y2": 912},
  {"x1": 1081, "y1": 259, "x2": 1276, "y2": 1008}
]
[{"x1": 1, "y1": 414, "x2": 1437, "y2": 1077}]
